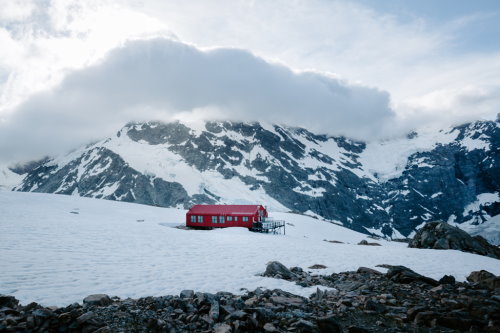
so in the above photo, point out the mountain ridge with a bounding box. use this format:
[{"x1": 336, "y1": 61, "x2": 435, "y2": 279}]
[{"x1": 7, "y1": 118, "x2": 500, "y2": 242}]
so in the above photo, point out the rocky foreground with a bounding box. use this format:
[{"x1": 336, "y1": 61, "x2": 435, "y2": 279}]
[{"x1": 1, "y1": 263, "x2": 499, "y2": 333}]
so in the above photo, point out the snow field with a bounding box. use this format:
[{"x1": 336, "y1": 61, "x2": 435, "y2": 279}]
[{"x1": 1, "y1": 191, "x2": 499, "y2": 306}]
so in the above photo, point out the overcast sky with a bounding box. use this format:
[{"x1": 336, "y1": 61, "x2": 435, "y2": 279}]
[{"x1": 1, "y1": 0, "x2": 499, "y2": 163}]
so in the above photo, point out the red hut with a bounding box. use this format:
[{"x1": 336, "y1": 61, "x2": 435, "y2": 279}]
[{"x1": 186, "y1": 204, "x2": 268, "y2": 228}]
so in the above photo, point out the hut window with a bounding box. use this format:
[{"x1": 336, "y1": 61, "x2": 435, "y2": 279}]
[
  {"x1": 242, "y1": 216, "x2": 248, "y2": 222},
  {"x1": 212, "y1": 216, "x2": 217, "y2": 223},
  {"x1": 235, "y1": 217, "x2": 238, "y2": 221},
  {"x1": 198, "y1": 216, "x2": 203, "y2": 223},
  {"x1": 220, "y1": 216, "x2": 225, "y2": 223},
  {"x1": 227, "y1": 216, "x2": 232, "y2": 221},
  {"x1": 190, "y1": 215, "x2": 196, "y2": 223}
]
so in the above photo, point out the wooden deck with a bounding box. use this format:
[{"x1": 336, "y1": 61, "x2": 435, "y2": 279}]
[{"x1": 250, "y1": 219, "x2": 286, "y2": 235}]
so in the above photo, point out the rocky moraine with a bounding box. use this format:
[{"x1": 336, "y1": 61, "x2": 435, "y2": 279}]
[{"x1": 1, "y1": 262, "x2": 499, "y2": 332}]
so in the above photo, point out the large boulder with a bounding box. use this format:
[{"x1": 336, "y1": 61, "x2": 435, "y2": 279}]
[
  {"x1": 83, "y1": 294, "x2": 112, "y2": 306},
  {"x1": 263, "y1": 261, "x2": 296, "y2": 280},
  {"x1": 467, "y1": 270, "x2": 500, "y2": 290},
  {"x1": 385, "y1": 265, "x2": 439, "y2": 286},
  {"x1": 0, "y1": 295, "x2": 19, "y2": 309},
  {"x1": 409, "y1": 221, "x2": 500, "y2": 259}
]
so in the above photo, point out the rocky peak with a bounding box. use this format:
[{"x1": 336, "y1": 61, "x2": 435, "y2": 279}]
[{"x1": 10, "y1": 119, "x2": 500, "y2": 242}]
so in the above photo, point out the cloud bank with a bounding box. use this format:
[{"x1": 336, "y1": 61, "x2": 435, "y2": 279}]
[
  {"x1": 1, "y1": 1, "x2": 499, "y2": 165},
  {"x1": 0, "y1": 38, "x2": 395, "y2": 163}
]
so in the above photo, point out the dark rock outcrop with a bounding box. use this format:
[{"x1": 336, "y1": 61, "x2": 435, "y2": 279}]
[{"x1": 409, "y1": 221, "x2": 500, "y2": 258}]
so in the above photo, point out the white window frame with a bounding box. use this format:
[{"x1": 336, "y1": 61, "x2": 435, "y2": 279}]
[
  {"x1": 190, "y1": 215, "x2": 196, "y2": 223},
  {"x1": 212, "y1": 216, "x2": 217, "y2": 223},
  {"x1": 242, "y1": 216, "x2": 248, "y2": 222},
  {"x1": 198, "y1": 215, "x2": 203, "y2": 223},
  {"x1": 220, "y1": 216, "x2": 225, "y2": 223},
  {"x1": 227, "y1": 216, "x2": 232, "y2": 222}
]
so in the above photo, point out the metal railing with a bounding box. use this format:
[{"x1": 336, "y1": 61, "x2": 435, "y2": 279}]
[{"x1": 251, "y1": 218, "x2": 286, "y2": 235}]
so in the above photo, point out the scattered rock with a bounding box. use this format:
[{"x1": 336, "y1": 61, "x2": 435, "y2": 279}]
[
  {"x1": 263, "y1": 322, "x2": 277, "y2": 332},
  {"x1": 467, "y1": 270, "x2": 500, "y2": 290},
  {"x1": 2, "y1": 263, "x2": 498, "y2": 332},
  {"x1": 317, "y1": 315, "x2": 342, "y2": 333},
  {"x1": 180, "y1": 289, "x2": 195, "y2": 298},
  {"x1": 358, "y1": 240, "x2": 381, "y2": 246},
  {"x1": 76, "y1": 311, "x2": 95, "y2": 324},
  {"x1": 348, "y1": 326, "x2": 371, "y2": 333},
  {"x1": 436, "y1": 316, "x2": 473, "y2": 331},
  {"x1": 0, "y1": 295, "x2": 19, "y2": 308},
  {"x1": 214, "y1": 323, "x2": 232, "y2": 333},
  {"x1": 83, "y1": 294, "x2": 112, "y2": 306},
  {"x1": 270, "y1": 295, "x2": 304, "y2": 306},
  {"x1": 308, "y1": 264, "x2": 327, "y2": 269},
  {"x1": 439, "y1": 274, "x2": 456, "y2": 284},
  {"x1": 32, "y1": 308, "x2": 53, "y2": 319},
  {"x1": 385, "y1": 265, "x2": 438, "y2": 286},
  {"x1": 407, "y1": 305, "x2": 427, "y2": 321},
  {"x1": 356, "y1": 267, "x2": 383, "y2": 275},
  {"x1": 294, "y1": 319, "x2": 316, "y2": 332},
  {"x1": 467, "y1": 270, "x2": 496, "y2": 283},
  {"x1": 364, "y1": 299, "x2": 386, "y2": 314},
  {"x1": 414, "y1": 311, "x2": 437, "y2": 326},
  {"x1": 209, "y1": 300, "x2": 220, "y2": 321},
  {"x1": 263, "y1": 261, "x2": 296, "y2": 280}
]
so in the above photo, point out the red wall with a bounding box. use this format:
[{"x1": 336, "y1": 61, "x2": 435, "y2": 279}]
[{"x1": 186, "y1": 207, "x2": 267, "y2": 228}]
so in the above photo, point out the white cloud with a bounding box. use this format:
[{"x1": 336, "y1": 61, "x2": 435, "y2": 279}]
[
  {"x1": 0, "y1": 0, "x2": 170, "y2": 114},
  {"x1": 125, "y1": 0, "x2": 500, "y2": 120},
  {"x1": 399, "y1": 86, "x2": 500, "y2": 128},
  {"x1": 0, "y1": 0, "x2": 499, "y2": 164},
  {"x1": 0, "y1": 0, "x2": 36, "y2": 22},
  {"x1": 0, "y1": 38, "x2": 396, "y2": 162}
]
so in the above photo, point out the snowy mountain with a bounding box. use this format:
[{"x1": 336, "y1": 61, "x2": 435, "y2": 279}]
[
  {"x1": 7, "y1": 119, "x2": 500, "y2": 241},
  {"x1": 1, "y1": 190, "x2": 499, "y2": 306}
]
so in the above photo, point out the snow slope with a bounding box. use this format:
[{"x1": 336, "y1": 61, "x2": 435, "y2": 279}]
[
  {"x1": 1, "y1": 191, "x2": 499, "y2": 306},
  {"x1": 0, "y1": 166, "x2": 24, "y2": 190},
  {"x1": 359, "y1": 126, "x2": 459, "y2": 182}
]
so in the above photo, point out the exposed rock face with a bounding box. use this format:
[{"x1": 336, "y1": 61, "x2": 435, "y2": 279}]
[
  {"x1": 2, "y1": 265, "x2": 499, "y2": 332},
  {"x1": 11, "y1": 119, "x2": 500, "y2": 240},
  {"x1": 409, "y1": 221, "x2": 500, "y2": 259},
  {"x1": 16, "y1": 146, "x2": 214, "y2": 208}
]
